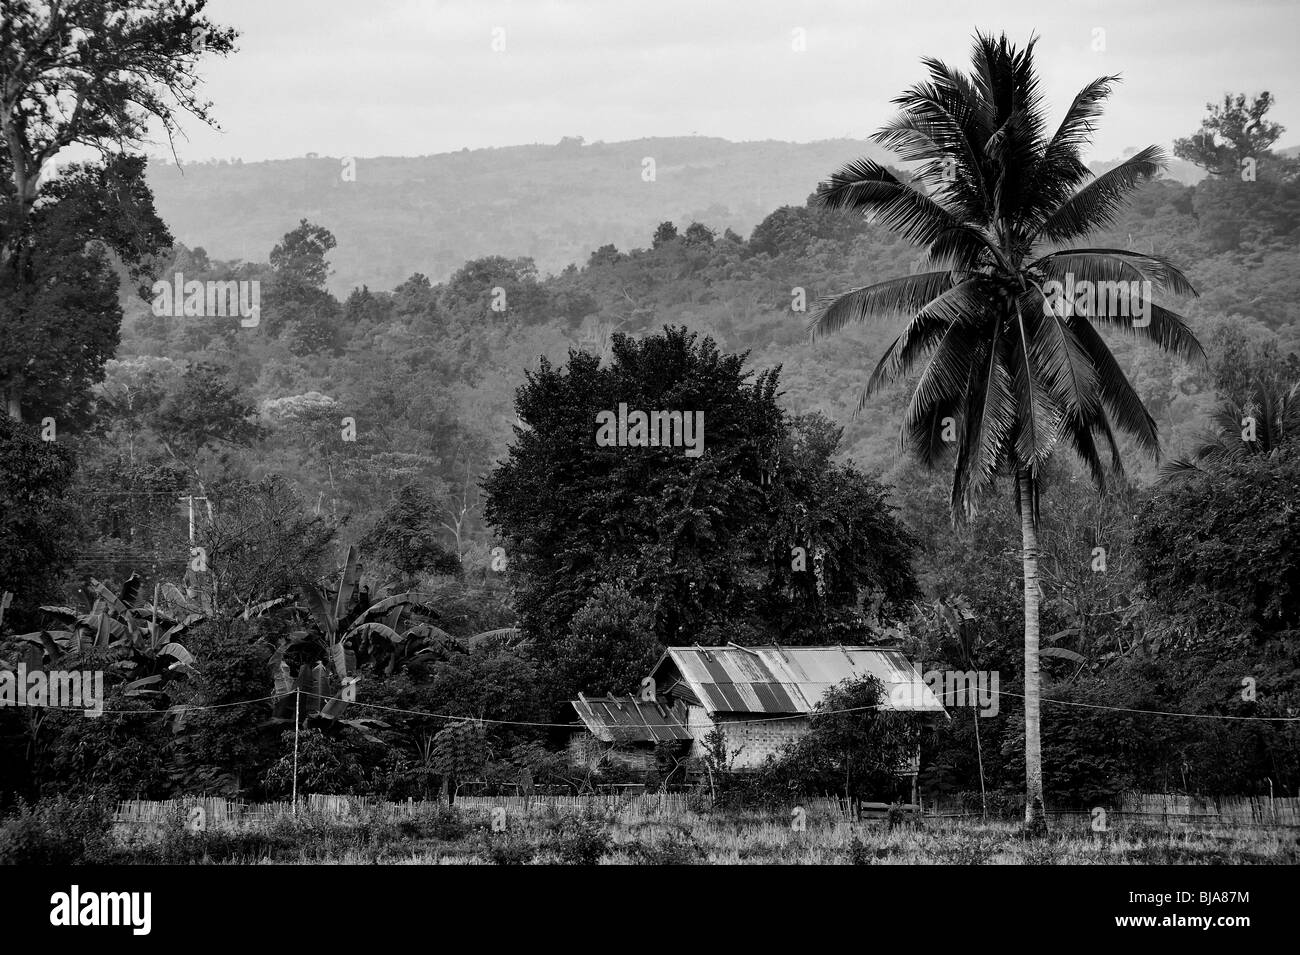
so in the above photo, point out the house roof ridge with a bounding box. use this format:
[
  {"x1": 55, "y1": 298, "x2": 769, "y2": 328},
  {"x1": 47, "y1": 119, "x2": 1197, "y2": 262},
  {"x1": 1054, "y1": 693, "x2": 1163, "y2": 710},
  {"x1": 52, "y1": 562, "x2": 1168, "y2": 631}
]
[{"x1": 665, "y1": 643, "x2": 902, "y2": 651}]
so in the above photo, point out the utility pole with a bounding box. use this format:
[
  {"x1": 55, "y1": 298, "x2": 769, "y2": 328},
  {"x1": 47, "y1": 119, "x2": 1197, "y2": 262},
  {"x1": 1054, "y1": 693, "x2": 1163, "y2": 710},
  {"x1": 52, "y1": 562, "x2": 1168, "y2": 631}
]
[
  {"x1": 292, "y1": 688, "x2": 301, "y2": 817},
  {"x1": 178, "y1": 494, "x2": 212, "y2": 544}
]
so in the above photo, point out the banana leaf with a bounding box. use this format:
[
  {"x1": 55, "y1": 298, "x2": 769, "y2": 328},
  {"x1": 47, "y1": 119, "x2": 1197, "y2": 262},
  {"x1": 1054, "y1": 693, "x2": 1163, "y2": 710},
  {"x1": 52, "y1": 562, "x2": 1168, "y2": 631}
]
[
  {"x1": 333, "y1": 544, "x2": 362, "y2": 623},
  {"x1": 1039, "y1": 647, "x2": 1086, "y2": 663},
  {"x1": 88, "y1": 578, "x2": 132, "y2": 616},
  {"x1": 361, "y1": 592, "x2": 422, "y2": 617},
  {"x1": 320, "y1": 695, "x2": 350, "y2": 720},
  {"x1": 346, "y1": 622, "x2": 404, "y2": 645},
  {"x1": 241, "y1": 594, "x2": 294, "y2": 620},
  {"x1": 160, "y1": 642, "x2": 195, "y2": 666},
  {"x1": 37, "y1": 606, "x2": 80, "y2": 622},
  {"x1": 330, "y1": 642, "x2": 357, "y2": 680},
  {"x1": 124, "y1": 675, "x2": 164, "y2": 696},
  {"x1": 300, "y1": 585, "x2": 336, "y2": 640}
]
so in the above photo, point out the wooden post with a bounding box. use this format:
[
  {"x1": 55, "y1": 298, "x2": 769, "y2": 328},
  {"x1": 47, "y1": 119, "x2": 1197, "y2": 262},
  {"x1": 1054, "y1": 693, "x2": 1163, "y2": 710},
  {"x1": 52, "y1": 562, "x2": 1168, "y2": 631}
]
[{"x1": 292, "y1": 688, "x2": 301, "y2": 817}]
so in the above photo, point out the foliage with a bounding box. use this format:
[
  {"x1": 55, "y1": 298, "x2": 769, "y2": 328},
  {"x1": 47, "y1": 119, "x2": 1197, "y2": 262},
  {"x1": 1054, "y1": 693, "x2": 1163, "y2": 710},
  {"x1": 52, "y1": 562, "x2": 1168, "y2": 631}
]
[
  {"x1": 627, "y1": 827, "x2": 706, "y2": 864},
  {"x1": 550, "y1": 581, "x2": 661, "y2": 698},
  {"x1": 262, "y1": 728, "x2": 377, "y2": 798},
  {"x1": 1173, "y1": 92, "x2": 1286, "y2": 176},
  {"x1": 170, "y1": 619, "x2": 281, "y2": 795},
  {"x1": 200, "y1": 476, "x2": 336, "y2": 612},
  {"x1": 0, "y1": 416, "x2": 78, "y2": 629},
  {"x1": 0, "y1": 792, "x2": 115, "y2": 865},
  {"x1": 364, "y1": 485, "x2": 464, "y2": 579},
  {"x1": 763, "y1": 675, "x2": 921, "y2": 801},
  {"x1": 430, "y1": 720, "x2": 490, "y2": 781},
  {"x1": 0, "y1": 0, "x2": 236, "y2": 420},
  {"x1": 481, "y1": 833, "x2": 536, "y2": 865},
  {"x1": 484, "y1": 326, "x2": 918, "y2": 663},
  {"x1": 1135, "y1": 451, "x2": 1300, "y2": 648},
  {"x1": 544, "y1": 813, "x2": 613, "y2": 864}
]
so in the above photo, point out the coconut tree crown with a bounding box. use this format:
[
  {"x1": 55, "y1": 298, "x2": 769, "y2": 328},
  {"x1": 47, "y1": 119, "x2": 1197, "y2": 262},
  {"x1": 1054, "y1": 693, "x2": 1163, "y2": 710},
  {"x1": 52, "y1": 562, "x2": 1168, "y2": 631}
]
[{"x1": 810, "y1": 31, "x2": 1203, "y2": 518}]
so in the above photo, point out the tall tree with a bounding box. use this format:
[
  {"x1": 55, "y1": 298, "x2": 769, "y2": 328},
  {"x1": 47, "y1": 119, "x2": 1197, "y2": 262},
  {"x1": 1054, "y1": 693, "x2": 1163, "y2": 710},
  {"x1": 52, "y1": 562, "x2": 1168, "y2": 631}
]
[
  {"x1": 0, "y1": 0, "x2": 237, "y2": 418},
  {"x1": 0, "y1": 154, "x2": 170, "y2": 423},
  {"x1": 1173, "y1": 92, "x2": 1286, "y2": 177},
  {"x1": 484, "y1": 326, "x2": 918, "y2": 699},
  {"x1": 809, "y1": 32, "x2": 1202, "y2": 830}
]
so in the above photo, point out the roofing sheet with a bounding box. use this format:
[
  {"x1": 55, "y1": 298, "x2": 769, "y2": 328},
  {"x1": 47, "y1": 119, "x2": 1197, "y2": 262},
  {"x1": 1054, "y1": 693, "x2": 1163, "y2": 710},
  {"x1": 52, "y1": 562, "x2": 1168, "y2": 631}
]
[
  {"x1": 661, "y1": 646, "x2": 946, "y2": 715},
  {"x1": 570, "y1": 695, "x2": 692, "y2": 743}
]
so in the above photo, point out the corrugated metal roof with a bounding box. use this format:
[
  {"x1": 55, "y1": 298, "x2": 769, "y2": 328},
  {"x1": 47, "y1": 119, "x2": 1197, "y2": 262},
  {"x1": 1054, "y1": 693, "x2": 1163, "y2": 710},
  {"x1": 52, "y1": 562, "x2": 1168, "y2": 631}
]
[
  {"x1": 657, "y1": 646, "x2": 946, "y2": 715},
  {"x1": 570, "y1": 695, "x2": 692, "y2": 743}
]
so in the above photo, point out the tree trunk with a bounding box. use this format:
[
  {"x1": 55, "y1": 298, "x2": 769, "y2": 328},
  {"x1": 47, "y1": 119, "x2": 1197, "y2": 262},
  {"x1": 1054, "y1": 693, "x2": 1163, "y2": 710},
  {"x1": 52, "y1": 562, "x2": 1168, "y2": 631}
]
[
  {"x1": 1018, "y1": 468, "x2": 1047, "y2": 833},
  {"x1": 6, "y1": 387, "x2": 21, "y2": 422}
]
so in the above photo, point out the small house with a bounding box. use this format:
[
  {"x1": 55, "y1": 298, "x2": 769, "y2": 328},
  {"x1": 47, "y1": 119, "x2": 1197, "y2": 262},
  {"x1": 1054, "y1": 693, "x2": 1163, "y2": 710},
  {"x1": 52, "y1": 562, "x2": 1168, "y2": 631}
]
[
  {"x1": 567, "y1": 693, "x2": 693, "y2": 774},
  {"x1": 569, "y1": 644, "x2": 946, "y2": 785}
]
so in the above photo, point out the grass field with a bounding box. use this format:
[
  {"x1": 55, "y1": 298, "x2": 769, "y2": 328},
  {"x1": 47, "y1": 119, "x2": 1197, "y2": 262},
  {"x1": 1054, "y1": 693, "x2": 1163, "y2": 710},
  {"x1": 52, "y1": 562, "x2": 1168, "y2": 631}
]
[{"x1": 103, "y1": 805, "x2": 1300, "y2": 865}]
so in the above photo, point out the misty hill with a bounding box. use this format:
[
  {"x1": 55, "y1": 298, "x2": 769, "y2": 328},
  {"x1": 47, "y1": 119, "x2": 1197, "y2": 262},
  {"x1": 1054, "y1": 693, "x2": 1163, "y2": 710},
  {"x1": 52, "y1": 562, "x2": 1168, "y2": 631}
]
[
  {"x1": 145, "y1": 137, "x2": 895, "y2": 296},
  {"x1": 147, "y1": 135, "x2": 1233, "y2": 298},
  {"x1": 147, "y1": 130, "x2": 1284, "y2": 294}
]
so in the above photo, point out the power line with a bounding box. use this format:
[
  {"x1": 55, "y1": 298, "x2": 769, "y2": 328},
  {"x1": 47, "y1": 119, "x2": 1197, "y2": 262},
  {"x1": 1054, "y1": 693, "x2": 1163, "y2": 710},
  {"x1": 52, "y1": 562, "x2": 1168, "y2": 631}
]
[{"x1": 48, "y1": 688, "x2": 1300, "y2": 727}]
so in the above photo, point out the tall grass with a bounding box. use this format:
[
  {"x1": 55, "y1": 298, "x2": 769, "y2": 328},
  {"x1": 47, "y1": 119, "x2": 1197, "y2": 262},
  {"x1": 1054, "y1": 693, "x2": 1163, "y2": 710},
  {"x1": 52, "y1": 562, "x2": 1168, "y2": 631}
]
[{"x1": 91, "y1": 800, "x2": 1300, "y2": 865}]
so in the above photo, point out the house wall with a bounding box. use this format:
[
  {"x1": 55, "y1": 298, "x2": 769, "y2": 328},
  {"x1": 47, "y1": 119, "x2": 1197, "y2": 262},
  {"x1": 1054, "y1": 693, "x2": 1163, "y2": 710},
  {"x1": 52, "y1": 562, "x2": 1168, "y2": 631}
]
[
  {"x1": 567, "y1": 732, "x2": 655, "y2": 772},
  {"x1": 685, "y1": 706, "x2": 808, "y2": 769}
]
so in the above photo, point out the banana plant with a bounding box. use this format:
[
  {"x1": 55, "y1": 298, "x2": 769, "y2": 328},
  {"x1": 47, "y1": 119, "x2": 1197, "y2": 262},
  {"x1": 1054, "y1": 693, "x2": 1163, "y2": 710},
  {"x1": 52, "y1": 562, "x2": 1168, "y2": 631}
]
[
  {"x1": 269, "y1": 546, "x2": 523, "y2": 723},
  {"x1": 266, "y1": 653, "x2": 386, "y2": 741},
  {"x1": 286, "y1": 545, "x2": 463, "y2": 678},
  {"x1": 17, "y1": 577, "x2": 202, "y2": 696}
]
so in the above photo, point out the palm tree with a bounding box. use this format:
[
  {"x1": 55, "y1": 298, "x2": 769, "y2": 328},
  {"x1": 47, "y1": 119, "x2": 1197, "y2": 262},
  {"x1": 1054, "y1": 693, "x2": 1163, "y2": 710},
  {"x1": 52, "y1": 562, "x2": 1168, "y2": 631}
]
[
  {"x1": 809, "y1": 32, "x2": 1202, "y2": 831},
  {"x1": 1163, "y1": 378, "x2": 1299, "y2": 474}
]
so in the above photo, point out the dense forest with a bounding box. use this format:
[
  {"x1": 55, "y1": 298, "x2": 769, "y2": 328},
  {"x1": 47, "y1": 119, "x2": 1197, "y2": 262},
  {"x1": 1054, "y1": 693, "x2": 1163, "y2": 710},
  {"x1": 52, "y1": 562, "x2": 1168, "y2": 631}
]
[{"x1": 1, "y1": 8, "x2": 1298, "y2": 813}]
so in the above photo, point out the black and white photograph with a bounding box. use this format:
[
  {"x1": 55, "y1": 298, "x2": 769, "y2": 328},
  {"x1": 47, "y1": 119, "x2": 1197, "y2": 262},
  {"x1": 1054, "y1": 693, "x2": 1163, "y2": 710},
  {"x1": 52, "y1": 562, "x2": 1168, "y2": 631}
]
[{"x1": 0, "y1": 0, "x2": 1295, "y2": 932}]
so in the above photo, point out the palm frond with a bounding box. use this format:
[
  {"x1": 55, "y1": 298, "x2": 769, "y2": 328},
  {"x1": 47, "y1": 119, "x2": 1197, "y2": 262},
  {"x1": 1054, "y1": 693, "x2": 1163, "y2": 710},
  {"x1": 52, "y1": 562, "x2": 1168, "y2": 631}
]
[
  {"x1": 951, "y1": 322, "x2": 1016, "y2": 516},
  {"x1": 1158, "y1": 457, "x2": 1206, "y2": 479},
  {"x1": 1067, "y1": 316, "x2": 1160, "y2": 454},
  {"x1": 814, "y1": 158, "x2": 967, "y2": 248},
  {"x1": 1010, "y1": 299, "x2": 1060, "y2": 470},
  {"x1": 1088, "y1": 301, "x2": 1205, "y2": 362},
  {"x1": 872, "y1": 61, "x2": 995, "y2": 219},
  {"x1": 1031, "y1": 248, "x2": 1198, "y2": 299},
  {"x1": 1036, "y1": 146, "x2": 1165, "y2": 243},
  {"x1": 1024, "y1": 75, "x2": 1120, "y2": 216},
  {"x1": 1021, "y1": 285, "x2": 1101, "y2": 425},
  {"x1": 806, "y1": 270, "x2": 954, "y2": 339},
  {"x1": 902, "y1": 317, "x2": 988, "y2": 467},
  {"x1": 856, "y1": 277, "x2": 996, "y2": 407}
]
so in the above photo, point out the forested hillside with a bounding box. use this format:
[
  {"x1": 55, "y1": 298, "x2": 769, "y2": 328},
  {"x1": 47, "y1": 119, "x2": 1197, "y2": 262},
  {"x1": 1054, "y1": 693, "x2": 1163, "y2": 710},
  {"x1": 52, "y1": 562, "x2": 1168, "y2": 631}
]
[
  {"x1": 142, "y1": 136, "x2": 1217, "y2": 297},
  {"x1": 114, "y1": 147, "x2": 1300, "y2": 546}
]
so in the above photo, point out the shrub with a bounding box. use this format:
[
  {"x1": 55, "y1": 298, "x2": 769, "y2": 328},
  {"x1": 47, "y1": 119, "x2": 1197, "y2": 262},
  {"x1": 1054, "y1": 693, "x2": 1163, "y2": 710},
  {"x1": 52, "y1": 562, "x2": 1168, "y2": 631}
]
[
  {"x1": 842, "y1": 836, "x2": 873, "y2": 867},
  {"x1": 0, "y1": 794, "x2": 115, "y2": 865},
  {"x1": 547, "y1": 815, "x2": 612, "y2": 865},
  {"x1": 887, "y1": 803, "x2": 922, "y2": 831},
  {"x1": 482, "y1": 834, "x2": 535, "y2": 865},
  {"x1": 627, "y1": 828, "x2": 704, "y2": 865},
  {"x1": 940, "y1": 831, "x2": 994, "y2": 865},
  {"x1": 413, "y1": 804, "x2": 470, "y2": 841}
]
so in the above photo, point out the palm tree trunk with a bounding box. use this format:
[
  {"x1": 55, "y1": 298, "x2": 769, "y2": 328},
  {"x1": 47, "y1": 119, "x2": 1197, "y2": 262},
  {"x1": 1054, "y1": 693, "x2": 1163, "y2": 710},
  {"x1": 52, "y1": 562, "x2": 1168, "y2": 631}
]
[{"x1": 1018, "y1": 468, "x2": 1047, "y2": 832}]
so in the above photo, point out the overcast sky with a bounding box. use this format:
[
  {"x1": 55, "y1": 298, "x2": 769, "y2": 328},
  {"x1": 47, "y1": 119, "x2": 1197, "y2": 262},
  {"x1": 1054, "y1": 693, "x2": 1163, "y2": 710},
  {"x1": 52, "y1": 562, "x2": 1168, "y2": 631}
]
[{"x1": 159, "y1": 0, "x2": 1299, "y2": 162}]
